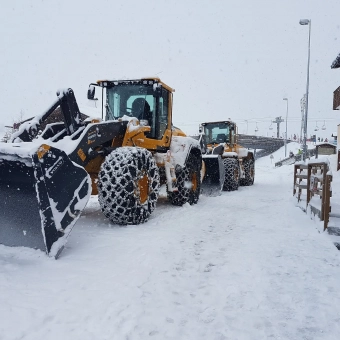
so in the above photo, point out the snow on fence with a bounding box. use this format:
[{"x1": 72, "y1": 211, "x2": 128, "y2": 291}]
[{"x1": 293, "y1": 161, "x2": 332, "y2": 230}]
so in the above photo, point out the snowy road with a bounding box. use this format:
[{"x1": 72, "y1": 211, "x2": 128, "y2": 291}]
[{"x1": 1, "y1": 151, "x2": 340, "y2": 340}]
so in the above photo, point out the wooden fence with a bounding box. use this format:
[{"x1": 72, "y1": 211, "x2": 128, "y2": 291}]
[{"x1": 293, "y1": 161, "x2": 332, "y2": 230}]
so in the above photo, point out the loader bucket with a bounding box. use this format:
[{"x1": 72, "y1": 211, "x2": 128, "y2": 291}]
[
  {"x1": 0, "y1": 144, "x2": 91, "y2": 258},
  {"x1": 201, "y1": 155, "x2": 225, "y2": 196}
]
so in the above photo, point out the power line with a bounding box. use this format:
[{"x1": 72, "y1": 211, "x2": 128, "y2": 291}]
[{"x1": 175, "y1": 117, "x2": 338, "y2": 127}]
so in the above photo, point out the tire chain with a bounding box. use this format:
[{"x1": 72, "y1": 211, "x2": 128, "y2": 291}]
[
  {"x1": 168, "y1": 153, "x2": 201, "y2": 206},
  {"x1": 168, "y1": 164, "x2": 191, "y2": 206},
  {"x1": 240, "y1": 159, "x2": 255, "y2": 186},
  {"x1": 222, "y1": 158, "x2": 239, "y2": 191},
  {"x1": 98, "y1": 147, "x2": 160, "y2": 225}
]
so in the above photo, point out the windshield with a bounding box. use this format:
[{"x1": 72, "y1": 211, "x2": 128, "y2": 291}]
[
  {"x1": 203, "y1": 122, "x2": 230, "y2": 144},
  {"x1": 105, "y1": 83, "x2": 169, "y2": 140},
  {"x1": 106, "y1": 84, "x2": 155, "y2": 120}
]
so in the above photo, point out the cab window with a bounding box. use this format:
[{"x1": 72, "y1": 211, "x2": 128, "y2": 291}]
[{"x1": 204, "y1": 123, "x2": 230, "y2": 144}]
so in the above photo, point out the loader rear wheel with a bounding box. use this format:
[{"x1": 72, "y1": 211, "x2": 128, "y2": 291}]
[
  {"x1": 188, "y1": 153, "x2": 201, "y2": 205},
  {"x1": 222, "y1": 158, "x2": 240, "y2": 191},
  {"x1": 97, "y1": 147, "x2": 160, "y2": 225},
  {"x1": 168, "y1": 153, "x2": 201, "y2": 206},
  {"x1": 240, "y1": 159, "x2": 255, "y2": 186}
]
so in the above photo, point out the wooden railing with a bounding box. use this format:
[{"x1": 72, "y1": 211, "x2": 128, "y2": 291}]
[{"x1": 293, "y1": 161, "x2": 332, "y2": 230}]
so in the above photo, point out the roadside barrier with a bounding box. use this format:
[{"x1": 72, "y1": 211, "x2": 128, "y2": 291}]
[
  {"x1": 293, "y1": 161, "x2": 332, "y2": 230},
  {"x1": 275, "y1": 148, "x2": 316, "y2": 167}
]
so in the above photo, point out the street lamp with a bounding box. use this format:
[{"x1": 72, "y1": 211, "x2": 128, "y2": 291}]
[
  {"x1": 299, "y1": 18, "x2": 311, "y2": 162},
  {"x1": 283, "y1": 98, "x2": 288, "y2": 157}
]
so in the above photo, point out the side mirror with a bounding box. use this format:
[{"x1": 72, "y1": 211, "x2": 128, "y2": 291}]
[{"x1": 87, "y1": 84, "x2": 97, "y2": 100}]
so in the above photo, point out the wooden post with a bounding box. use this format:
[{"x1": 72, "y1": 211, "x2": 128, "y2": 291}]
[
  {"x1": 306, "y1": 165, "x2": 312, "y2": 208},
  {"x1": 323, "y1": 174, "x2": 332, "y2": 231},
  {"x1": 293, "y1": 164, "x2": 298, "y2": 196},
  {"x1": 320, "y1": 164, "x2": 327, "y2": 221}
]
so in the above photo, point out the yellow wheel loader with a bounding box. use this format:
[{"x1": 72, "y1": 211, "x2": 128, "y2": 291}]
[
  {"x1": 0, "y1": 78, "x2": 202, "y2": 257},
  {"x1": 199, "y1": 120, "x2": 255, "y2": 195}
]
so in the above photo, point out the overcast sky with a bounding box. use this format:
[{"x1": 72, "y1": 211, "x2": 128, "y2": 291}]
[{"x1": 1, "y1": 0, "x2": 340, "y2": 138}]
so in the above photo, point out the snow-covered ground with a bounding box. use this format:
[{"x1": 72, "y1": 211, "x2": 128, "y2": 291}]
[{"x1": 1, "y1": 144, "x2": 340, "y2": 340}]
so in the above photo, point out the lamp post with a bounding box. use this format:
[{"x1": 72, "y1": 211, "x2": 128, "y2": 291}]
[
  {"x1": 299, "y1": 19, "x2": 311, "y2": 162},
  {"x1": 283, "y1": 98, "x2": 288, "y2": 157}
]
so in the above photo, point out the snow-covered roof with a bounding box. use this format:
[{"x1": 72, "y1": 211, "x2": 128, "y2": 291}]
[{"x1": 331, "y1": 52, "x2": 340, "y2": 69}]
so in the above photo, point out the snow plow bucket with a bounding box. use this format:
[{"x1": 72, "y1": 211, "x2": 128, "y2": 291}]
[
  {"x1": 0, "y1": 144, "x2": 91, "y2": 258},
  {"x1": 201, "y1": 155, "x2": 225, "y2": 196}
]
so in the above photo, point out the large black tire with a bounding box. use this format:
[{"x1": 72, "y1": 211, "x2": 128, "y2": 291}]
[
  {"x1": 240, "y1": 159, "x2": 255, "y2": 186},
  {"x1": 97, "y1": 147, "x2": 160, "y2": 225},
  {"x1": 168, "y1": 153, "x2": 201, "y2": 206},
  {"x1": 222, "y1": 158, "x2": 240, "y2": 191}
]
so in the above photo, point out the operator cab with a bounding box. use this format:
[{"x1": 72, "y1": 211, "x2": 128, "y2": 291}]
[
  {"x1": 88, "y1": 79, "x2": 172, "y2": 140},
  {"x1": 201, "y1": 121, "x2": 233, "y2": 145}
]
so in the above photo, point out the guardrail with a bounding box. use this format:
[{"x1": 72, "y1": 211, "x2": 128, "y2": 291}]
[
  {"x1": 293, "y1": 161, "x2": 332, "y2": 230},
  {"x1": 237, "y1": 134, "x2": 286, "y2": 150},
  {"x1": 275, "y1": 148, "x2": 316, "y2": 167}
]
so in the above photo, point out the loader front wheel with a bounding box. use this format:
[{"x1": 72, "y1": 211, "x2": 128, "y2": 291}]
[
  {"x1": 168, "y1": 153, "x2": 201, "y2": 206},
  {"x1": 97, "y1": 147, "x2": 160, "y2": 225},
  {"x1": 240, "y1": 159, "x2": 255, "y2": 186},
  {"x1": 223, "y1": 158, "x2": 240, "y2": 191}
]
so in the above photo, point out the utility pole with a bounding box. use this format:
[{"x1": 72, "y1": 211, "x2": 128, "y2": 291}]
[
  {"x1": 299, "y1": 19, "x2": 312, "y2": 162},
  {"x1": 283, "y1": 98, "x2": 289, "y2": 157},
  {"x1": 272, "y1": 116, "x2": 284, "y2": 138},
  {"x1": 300, "y1": 94, "x2": 306, "y2": 144}
]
